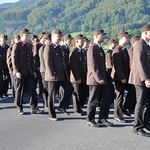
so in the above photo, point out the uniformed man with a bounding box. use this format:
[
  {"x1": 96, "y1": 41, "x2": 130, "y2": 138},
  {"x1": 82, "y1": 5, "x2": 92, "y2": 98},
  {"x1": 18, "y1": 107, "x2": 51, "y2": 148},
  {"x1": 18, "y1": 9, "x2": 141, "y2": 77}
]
[
  {"x1": 82, "y1": 37, "x2": 90, "y2": 52},
  {"x1": 124, "y1": 35, "x2": 140, "y2": 113},
  {"x1": 128, "y1": 35, "x2": 140, "y2": 69},
  {"x1": 43, "y1": 29, "x2": 73, "y2": 121},
  {"x1": 58, "y1": 34, "x2": 73, "y2": 103},
  {"x1": 32, "y1": 34, "x2": 43, "y2": 98},
  {"x1": 39, "y1": 34, "x2": 51, "y2": 109},
  {"x1": 86, "y1": 29, "x2": 113, "y2": 127},
  {"x1": 70, "y1": 34, "x2": 88, "y2": 115},
  {"x1": 0, "y1": 34, "x2": 10, "y2": 100},
  {"x1": 111, "y1": 31, "x2": 135, "y2": 122},
  {"x1": 129, "y1": 24, "x2": 150, "y2": 137},
  {"x1": 12, "y1": 28, "x2": 43, "y2": 115},
  {"x1": 105, "y1": 39, "x2": 117, "y2": 104},
  {"x1": 6, "y1": 34, "x2": 20, "y2": 98}
]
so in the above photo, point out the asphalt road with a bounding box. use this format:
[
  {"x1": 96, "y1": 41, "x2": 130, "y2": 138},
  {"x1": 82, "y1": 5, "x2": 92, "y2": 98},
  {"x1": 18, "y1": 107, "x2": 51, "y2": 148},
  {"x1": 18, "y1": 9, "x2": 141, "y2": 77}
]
[{"x1": 0, "y1": 90, "x2": 150, "y2": 150}]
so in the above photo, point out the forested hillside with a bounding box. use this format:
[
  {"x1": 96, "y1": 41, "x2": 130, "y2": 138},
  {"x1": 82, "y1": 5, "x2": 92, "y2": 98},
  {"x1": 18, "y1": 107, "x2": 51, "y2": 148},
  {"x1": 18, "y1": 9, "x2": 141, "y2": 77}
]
[{"x1": 0, "y1": 0, "x2": 150, "y2": 39}]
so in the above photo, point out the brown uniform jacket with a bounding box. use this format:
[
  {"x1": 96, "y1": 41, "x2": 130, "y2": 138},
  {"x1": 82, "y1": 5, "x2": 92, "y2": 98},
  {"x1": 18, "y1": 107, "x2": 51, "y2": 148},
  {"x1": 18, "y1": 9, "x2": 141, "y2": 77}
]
[
  {"x1": 128, "y1": 46, "x2": 133, "y2": 69},
  {"x1": 105, "y1": 49, "x2": 113, "y2": 69},
  {"x1": 111, "y1": 45, "x2": 130, "y2": 81},
  {"x1": 12, "y1": 41, "x2": 35, "y2": 76},
  {"x1": 32, "y1": 43, "x2": 42, "y2": 69},
  {"x1": 43, "y1": 43, "x2": 69, "y2": 81},
  {"x1": 62, "y1": 45, "x2": 70, "y2": 77},
  {"x1": 70, "y1": 47, "x2": 87, "y2": 83},
  {"x1": 87, "y1": 43, "x2": 108, "y2": 85},
  {"x1": 39, "y1": 44, "x2": 46, "y2": 73},
  {"x1": 129, "y1": 39, "x2": 150, "y2": 86},
  {"x1": 0, "y1": 44, "x2": 9, "y2": 70},
  {"x1": 6, "y1": 46, "x2": 13, "y2": 74}
]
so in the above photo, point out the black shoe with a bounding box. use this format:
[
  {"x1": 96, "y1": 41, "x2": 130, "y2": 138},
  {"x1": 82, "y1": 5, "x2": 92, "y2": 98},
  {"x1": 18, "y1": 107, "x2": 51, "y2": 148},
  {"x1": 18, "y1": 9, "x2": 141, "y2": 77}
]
[
  {"x1": 144, "y1": 125, "x2": 150, "y2": 132},
  {"x1": 98, "y1": 119, "x2": 113, "y2": 127},
  {"x1": 3, "y1": 94, "x2": 8, "y2": 97},
  {"x1": 86, "y1": 121, "x2": 100, "y2": 127},
  {"x1": 115, "y1": 118, "x2": 127, "y2": 123},
  {"x1": 123, "y1": 109, "x2": 131, "y2": 116},
  {"x1": 18, "y1": 109, "x2": 24, "y2": 115},
  {"x1": 31, "y1": 108, "x2": 44, "y2": 114},
  {"x1": 134, "y1": 129, "x2": 150, "y2": 137},
  {"x1": 58, "y1": 107, "x2": 70, "y2": 115}
]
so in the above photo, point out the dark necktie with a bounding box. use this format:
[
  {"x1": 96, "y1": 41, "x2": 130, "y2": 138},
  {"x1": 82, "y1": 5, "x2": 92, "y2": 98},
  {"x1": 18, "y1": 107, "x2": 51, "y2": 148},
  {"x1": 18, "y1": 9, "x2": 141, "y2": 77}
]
[{"x1": 81, "y1": 49, "x2": 85, "y2": 60}]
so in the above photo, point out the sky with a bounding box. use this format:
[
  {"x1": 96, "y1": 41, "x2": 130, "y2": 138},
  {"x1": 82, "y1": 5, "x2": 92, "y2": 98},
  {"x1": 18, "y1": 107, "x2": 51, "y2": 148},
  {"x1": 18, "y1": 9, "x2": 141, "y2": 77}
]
[{"x1": 0, "y1": 0, "x2": 19, "y2": 4}]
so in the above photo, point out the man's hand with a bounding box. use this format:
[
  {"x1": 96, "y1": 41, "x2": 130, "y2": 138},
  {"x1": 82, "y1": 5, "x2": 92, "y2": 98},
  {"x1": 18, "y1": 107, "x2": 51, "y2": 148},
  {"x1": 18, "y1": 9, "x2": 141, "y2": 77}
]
[
  {"x1": 16, "y1": 72, "x2": 21, "y2": 79},
  {"x1": 121, "y1": 79, "x2": 126, "y2": 83},
  {"x1": 50, "y1": 76, "x2": 55, "y2": 80},
  {"x1": 98, "y1": 79, "x2": 105, "y2": 84},
  {"x1": 33, "y1": 72, "x2": 37, "y2": 78},
  {"x1": 145, "y1": 79, "x2": 150, "y2": 88},
  {"x1": 76, "y1": 79, "x2": 81, "y2": 84}
]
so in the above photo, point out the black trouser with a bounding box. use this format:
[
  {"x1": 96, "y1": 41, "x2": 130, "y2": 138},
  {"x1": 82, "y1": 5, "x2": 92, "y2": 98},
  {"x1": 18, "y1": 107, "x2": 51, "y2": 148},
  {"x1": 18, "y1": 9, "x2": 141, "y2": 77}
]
[
  {"x1": 35, "y1": 69, "x2": 43, "y2": 96},
  {"x1": 47, "y1": 80, "x2": 73, "y2": 118},
  {"x1": 72, "y1": 83, "x2": 89, "y2": 112},
  {"x1": 114, "y1": 80, "x2": 136, "y2": 119},
  {"x1": 134, "y1": 86, "x2": 150, "y2": 131},
  {"x1": 0, "y1": 68, "x2": 9, "y2": 97},
  {"x1": 86, "y1": 84, "x2": 111, "y2": 122},
  {"x1": 124, "y1": 84, "x2": 136, "y2": 112},
  {"x1": 10, "y1": 74, "x2": 16, "y2": 98},
  {"x1": 41, "y1": 72, "x2": 48, "y2": 107},
  {"x1": 15, "y1": 75, "x2": 38, "y2": 110},
  {"x1": 0, "y1": 70, "x2": 3, "y2": 97}
]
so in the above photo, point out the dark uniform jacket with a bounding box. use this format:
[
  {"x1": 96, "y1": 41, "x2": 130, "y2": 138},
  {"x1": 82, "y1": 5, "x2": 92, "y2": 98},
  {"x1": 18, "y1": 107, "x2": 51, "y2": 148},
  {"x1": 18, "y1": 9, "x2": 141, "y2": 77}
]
[
  {"x1": 6, "y1": 46, "x2": 13, "y2": 74},
  {"x1": 43, "y1": 43, "x2": 69, "y2": 81},
  {"x1": 105, "y1": 49, "x2": 113, "y2": 69},
  {"x1": 12, "y1": 41, "x2": 35, "y2": 76},
  {"x1": 129, "y1": 39, "x2": 150, "y2": 86},
  {"x1": 87, "y1": 43, "x2": 108, "y2": 85},
  {"x1": 32, "y1": 43, "x2": 42, "y2": 69},
  {"x1": 111, "y1": 45, "x2": 130, "y2": 81},
  {"x1": 69, "y1": 47, "x2": 87, "y2": 83},
  {"x1": 0, "y1": 44, "x2": 9, "y2": 70}
]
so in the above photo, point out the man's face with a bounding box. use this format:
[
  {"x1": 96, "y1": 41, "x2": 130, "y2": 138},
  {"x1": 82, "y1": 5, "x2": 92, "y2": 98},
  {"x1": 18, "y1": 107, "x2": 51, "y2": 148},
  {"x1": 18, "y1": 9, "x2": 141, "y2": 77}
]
[
  {"x1": 145, "y1": 31, "x2": 150, "y2": 40},
  {"x1": 121, "y1": 36, "x2": 129, "y2": 45},
  {"x1": 45, "y1": 39, "x2": 51, "y2": 44},
  {"x1": 52, "y1": 34, "x2": 62, "y2": 44},
  {"x1": 14, "y1": 39, "x2": 20, "y2": 43},
  {"x1": 96, "y1": 33, "x2": 105, "y2": 43},
  {"x1": 83, "y1": 40, "x2": 89, "y2": 48},
  {"x1": 0, "y1": 38, "x2": 7, "y2": 44},
  {"x1": 76, "y1": 39, "x2": 84, "y2": 47},
  {"x1": 21, "y1": 33, "x2": 29, "y2": 42},
  {"x1": 65, "y1": 38, "x2": 72, "y2": 46},
  {"x1": 110, "y1": 43, "x2": 116, "y2": 49}
]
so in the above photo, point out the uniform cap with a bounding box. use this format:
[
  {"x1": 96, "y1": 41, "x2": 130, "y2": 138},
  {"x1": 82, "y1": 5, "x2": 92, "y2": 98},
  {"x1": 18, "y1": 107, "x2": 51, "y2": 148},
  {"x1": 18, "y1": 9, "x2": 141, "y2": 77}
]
[
  {"x1": 74, "y1": 34, "x2": 84, "y2": 41},
  {"x1": 92, "y1": 29, "x2": 107, "y2": 36},
  {"x1": 63, "y1": 34, "x2": 73, "y2": 40},
  {"x1": 130, "y1": 35, "x2": 140, "y2": 44},
  {"x1": 118, "y1": 30, "x2": 131, "y2": 39},
  {"x1": 0, "y1": 34, "x2": 8, "y2": 40},
  {"x1": 20, "y1": 28, "x2": 31, "y2": 35},
  {"x1": 140, "y1": 24, "x2": 150, "y2": 33},
  {"x1": 107, "y1": 39, "x2": 117, "y2": 45},
  {"x1": 51, "y1": 29, "x2": 62, "y2": 35}
]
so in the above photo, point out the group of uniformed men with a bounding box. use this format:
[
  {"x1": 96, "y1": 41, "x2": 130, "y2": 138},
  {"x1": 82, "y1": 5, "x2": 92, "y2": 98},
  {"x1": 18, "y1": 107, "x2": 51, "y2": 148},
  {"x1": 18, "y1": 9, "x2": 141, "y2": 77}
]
[{"x1": 1, "y1": 23, "x2": 150, "y2": 137}]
